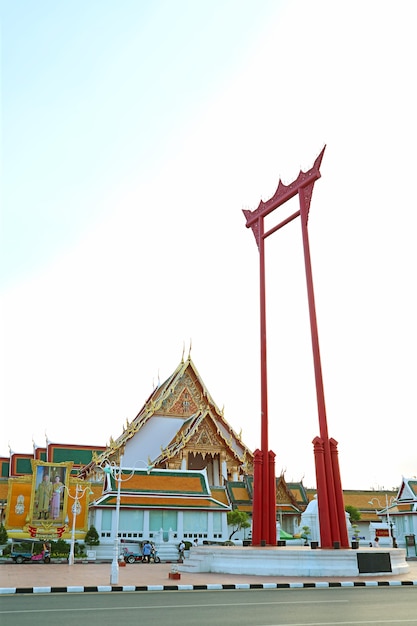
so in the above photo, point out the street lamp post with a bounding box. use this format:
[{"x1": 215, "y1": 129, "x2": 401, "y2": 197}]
[
  {"x1": 369, "y1": 494, "x2": 396, "y2": 547},
  {"x1": 64, "y1": 483, "x2": 92, "y2": 566},
  {"x1": 101, "y1": 456, "x2": 154, "y2": 585}
]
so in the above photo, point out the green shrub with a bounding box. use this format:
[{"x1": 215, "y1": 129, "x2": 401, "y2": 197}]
[
  {"x1": 75, "y1": 542, "x2": 87, "y2": 556},
  {"x1": 0, "y1": 523, "x2": 8, "y2": 545},
  {"x1": 84, "y1": 525, "x2": 100, "y2": 546},
  {"x1": 50, "y1": 539, "x2": 70, "y2": 557},
  {"x1": 2, "y1": 543, "x2": 11, "y2": 555}
]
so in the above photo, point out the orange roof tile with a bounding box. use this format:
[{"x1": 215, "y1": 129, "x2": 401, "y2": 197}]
[
  {"x1": 230, "y1": 487, "x2": 250, "y2": 501},
  {"x1": 0, "y1": 481, "x2": 8, "y2": 500},
  {"x1": 96, "y1": 494, "x2": 229, "y2": 510},
  {"x1": 107, "y1": 470, "x2": 209, "y2": 495},
  {"x1": 210, "y1": 487, "x2": 229, "y2": 505}
]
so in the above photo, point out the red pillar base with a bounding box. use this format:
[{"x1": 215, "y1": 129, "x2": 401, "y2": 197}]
[
  {"x1": 313, "y1": 436, "x2": 348, "y2": 548},
  {"x1": 252, "y1": 448, "x2": 276, "y2": 546}
]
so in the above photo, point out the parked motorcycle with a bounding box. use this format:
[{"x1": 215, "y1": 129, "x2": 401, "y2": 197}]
[{"x1": 149, "y1": 546, "x2": 160, "y2": 564}]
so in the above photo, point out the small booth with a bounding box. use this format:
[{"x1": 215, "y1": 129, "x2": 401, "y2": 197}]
[{"x1": 405, "y1": 534, "x2": 416, "y2": 558}]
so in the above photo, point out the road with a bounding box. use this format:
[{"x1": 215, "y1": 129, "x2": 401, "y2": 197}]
[{"x1": 1, "y1": 587, "x2": 417, "y2": 626}]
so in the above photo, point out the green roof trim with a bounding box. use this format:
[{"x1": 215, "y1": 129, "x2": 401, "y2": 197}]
[
  {"x1": 1, "y1": 461, "x2": 10, "y2": 478},
  {"x1": 51, "y1": 447, "x2": 101, "y2": 465}
]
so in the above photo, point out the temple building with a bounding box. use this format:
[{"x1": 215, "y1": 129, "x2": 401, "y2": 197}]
[{"x1": 1, "y1": 355, "x2": 415, "y2": 555}]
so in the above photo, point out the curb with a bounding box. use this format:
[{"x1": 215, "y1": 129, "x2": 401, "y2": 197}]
[{"x1": 1, "y1": 580, "x2": 417, "y2": 594}]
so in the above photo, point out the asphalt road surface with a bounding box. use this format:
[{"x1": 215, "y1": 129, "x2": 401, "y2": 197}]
[{"x1": 1, "y1": 587, "x2": 417, "y2": 626}]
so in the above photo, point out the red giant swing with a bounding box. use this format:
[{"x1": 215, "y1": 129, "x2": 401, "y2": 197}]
[{"x1": 243, "y1": 146, "x2": 349, "y2": 549}]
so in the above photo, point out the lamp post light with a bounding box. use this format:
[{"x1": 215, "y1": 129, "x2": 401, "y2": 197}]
[
  {"x1": 101, "y1": 456, "x2": 154, "y2": 585},
  {"x1": 368, "y1": 494, "x2": 396, "y2": 548},
  {"x1": 64, "y1": 483, "x2": 93, "y2": 566}
]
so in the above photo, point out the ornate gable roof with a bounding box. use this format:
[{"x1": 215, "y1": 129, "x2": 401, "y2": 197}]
[
  {"x1": 82, "y1": 356, "x2": 253, "y2": 476},
  {"x1": 397, "y1": 477, "x2": 417, "y2": 502},
  {"x1": 276, "y1": 474, "x2": 305, "y2": 514},
  {"x1": 189, "y1": 418, "x2": 221, "y2": 451},
  {"x1": 407, "y1": 480, "x2": 417, "y2": 499},
  {"x1": 226, "y1": 474, "x2": 308, "y2": 515}
]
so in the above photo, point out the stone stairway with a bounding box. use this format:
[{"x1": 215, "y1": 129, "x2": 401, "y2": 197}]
[
  {"x1": 178, "y1": 548, "x2": 210, "y2": 573},
  {"x1": 155, "y1": 542, "x2": 181, "y2": 563}
]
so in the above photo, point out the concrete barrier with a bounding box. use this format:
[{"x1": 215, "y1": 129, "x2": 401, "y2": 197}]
[{"x1": 179, "y1": 545, "x2": 410, "y2": 577}]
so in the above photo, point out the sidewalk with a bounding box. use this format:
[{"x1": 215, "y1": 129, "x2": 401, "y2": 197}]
[{"x1": 1, "y1": 559, "x2": 417, "y2": 594}]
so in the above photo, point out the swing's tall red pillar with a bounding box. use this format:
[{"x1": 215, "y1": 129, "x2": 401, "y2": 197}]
[
  {"x1": 247, "y1": 210, "x2": 276, "y2": 546},
  {"x1": 243, "y1": 146, "x2": 349, "y2": 549}
]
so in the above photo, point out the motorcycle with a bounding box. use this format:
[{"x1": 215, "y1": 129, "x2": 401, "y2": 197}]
[{"x1": 148, "y1": 546, "x2": 160, "y2": 564}]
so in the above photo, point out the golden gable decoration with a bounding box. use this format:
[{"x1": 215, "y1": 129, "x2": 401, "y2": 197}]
[
  {"x1": 160, "y1": 371, "x2": 202, "y2": 416},
  {"x1": 188, "y1": 423, "x2": 222, "y2": 453},
  {"x1": 169, "y1": 388, "x2": 198, "y2": 416},
  {"x1": 277, "y1": 480, "x2": 289, "y2": 503}
]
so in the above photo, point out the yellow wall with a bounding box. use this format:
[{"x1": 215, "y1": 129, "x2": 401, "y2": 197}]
[{"x1": 4, "y1": 461, "x2": 91, "y2": 541}]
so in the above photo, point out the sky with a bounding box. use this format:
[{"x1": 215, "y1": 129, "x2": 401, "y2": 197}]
[{"x1": 1, "y1": 0, "x2": 416, "y2": 491}]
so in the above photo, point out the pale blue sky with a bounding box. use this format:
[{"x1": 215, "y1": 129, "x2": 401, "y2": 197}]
[
  {"x1": 1, "y1": 0, "x2": 416, "y2": 490},
  {"x1": 2, "y1": 0, "x2": 280, "y2": 285}
]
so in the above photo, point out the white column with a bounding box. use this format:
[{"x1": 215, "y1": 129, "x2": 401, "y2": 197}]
[
  {"x1": 177, "y1": 511, "x2": 183, "y2": 540},
  {"x1": 143, "y1": 510, "x2": 150, "y2": 539},
  {"x1": 221, "y1": 458, "x2": 228, "y2": 483},
  {"x1": 94, "y1": 509, "x2": 102, "y2": 535},
  {"x1": 221, "y1": 512, "x2": 228, "y2": 540},
  {"x1": 207, "y1": 512, "x2": 213, "y2": 540},
  {"x1": 213, "y1": 457, "x2": 220, "y2": 486}
]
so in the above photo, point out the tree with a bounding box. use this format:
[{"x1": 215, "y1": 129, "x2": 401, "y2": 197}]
[
  {"x1": 227, "y1": 510, "x2": 251, "y2": 540},
  {"x1": 350, "y1": 524, "x2": 360, "y2": 541},
  {"x1": 345, "y1": 505, "x2": 361, "y2": 523},
  {"x1": 301, "y1": 525, "x2": 311, "y2": 546},
  {"x1": 0, "y1": 523, "x2": 8, "y2": 545},
  {"x1": 84, "y1": 525, "x2": 100, "y2": 546},
  {"x1": 346, "y1": 506, "x2": 361, "y2": 543}
]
